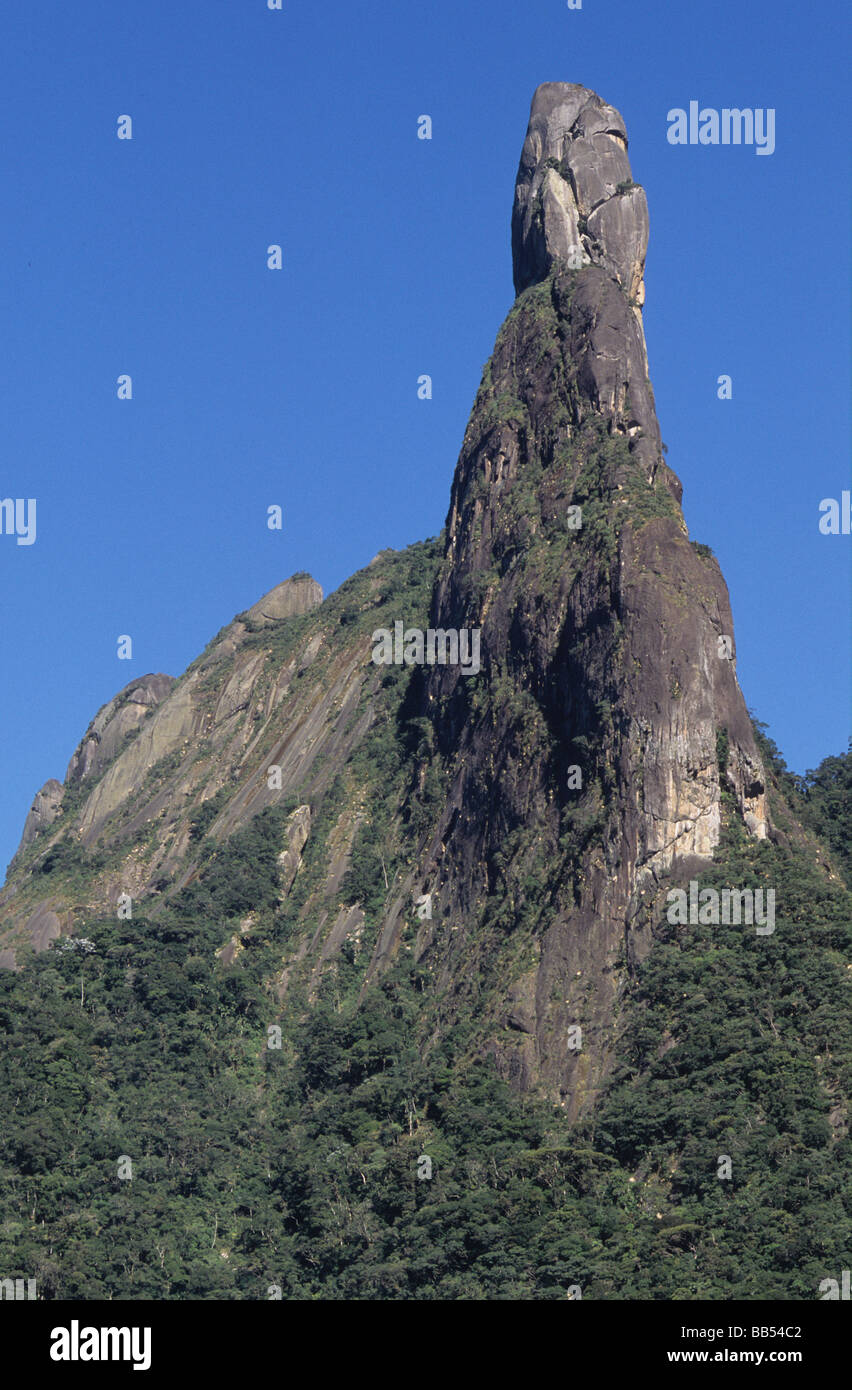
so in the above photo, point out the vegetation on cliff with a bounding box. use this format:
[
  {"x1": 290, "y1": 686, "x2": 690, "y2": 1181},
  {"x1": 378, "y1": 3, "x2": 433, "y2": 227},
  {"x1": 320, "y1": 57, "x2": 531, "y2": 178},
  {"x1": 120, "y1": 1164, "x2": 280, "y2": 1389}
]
[{"x1": 1, "y1": 730, "x2": 848, "y2": 1299}]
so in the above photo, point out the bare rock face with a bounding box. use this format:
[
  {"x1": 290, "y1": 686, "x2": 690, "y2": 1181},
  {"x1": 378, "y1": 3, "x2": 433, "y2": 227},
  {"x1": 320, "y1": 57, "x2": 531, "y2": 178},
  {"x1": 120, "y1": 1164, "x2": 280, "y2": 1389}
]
[
  {"x1": 246, "y1": 574, "x2": 323, "y2": 626},
  {"x1": 7, "y1": 576, "x2": 325, "y2": 861},
  {"x1": 77, "y1": 681, "x2": 198, "y2": 841},
  {"x1": 512, "y1": 83, "x2": 648, "y2": 303},
  {"x1": 512, "y1": 84, "x2": 661, "y2": 487},
  {"x1": 65, "y1": 674, "x2": 176, "y2": 786},
  {"x1": 24, "y1": 901, "x2": 63, "y2": 952},
  {"x1": 17, "y1": 779, "x2": 64, "y2": 851},
  {"x1": 277, "y1": 804, "x2": 311, "y2": 900}
]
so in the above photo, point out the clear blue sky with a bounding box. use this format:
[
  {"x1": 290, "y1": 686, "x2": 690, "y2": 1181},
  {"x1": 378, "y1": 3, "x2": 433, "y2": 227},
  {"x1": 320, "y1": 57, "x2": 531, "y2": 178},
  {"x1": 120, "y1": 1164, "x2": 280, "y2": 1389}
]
[{"x1": 1, "y1": 0, "x2": 849, "y2": 873}]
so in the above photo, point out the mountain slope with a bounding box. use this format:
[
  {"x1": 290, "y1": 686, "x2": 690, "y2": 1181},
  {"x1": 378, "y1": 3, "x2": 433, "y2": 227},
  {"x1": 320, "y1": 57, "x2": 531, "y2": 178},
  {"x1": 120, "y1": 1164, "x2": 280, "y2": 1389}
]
[{"x1": 0, "y1": 83, "x2": 849, "y2": 1300}]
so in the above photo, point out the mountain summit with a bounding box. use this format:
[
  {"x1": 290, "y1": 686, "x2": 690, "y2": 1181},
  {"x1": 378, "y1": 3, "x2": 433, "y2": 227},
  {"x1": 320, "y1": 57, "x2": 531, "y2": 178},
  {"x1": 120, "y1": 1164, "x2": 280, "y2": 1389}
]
[
  {"x1": 421, "y1": 81, "x2": 770, "y2": 1106},
  {"x1": 512, "y1": 82, "x2": 646, "y2": 300}
]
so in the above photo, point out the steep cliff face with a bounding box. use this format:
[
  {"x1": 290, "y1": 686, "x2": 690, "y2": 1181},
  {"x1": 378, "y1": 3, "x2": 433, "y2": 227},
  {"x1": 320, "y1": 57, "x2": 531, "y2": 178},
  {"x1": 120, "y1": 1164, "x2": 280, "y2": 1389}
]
[
  {"x1": 15, "y1": 778, "x2": 65, "y2": 854},
  {"x1": 1, "y1": 84, "x2": 770, "y2": 1118},
  {"x1": 402, "y1": 84, "x2": 769, "y2": 1110}
]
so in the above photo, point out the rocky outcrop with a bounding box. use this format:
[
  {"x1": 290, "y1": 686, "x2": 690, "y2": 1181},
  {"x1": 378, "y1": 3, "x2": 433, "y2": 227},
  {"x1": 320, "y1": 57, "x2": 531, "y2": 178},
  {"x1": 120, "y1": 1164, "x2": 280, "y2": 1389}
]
[
  {"x1": 77, "y1": 681, "x2": 198, "y2": 840},
  {"x1": 14, "y1": 579, "x2": 325, "y2": 852},
  {"x1": 246, "y1": 574, "x2": 323, "y2": 626},
  {"x1": 2, "y1": 576, "x2": 327, "y2": 896},
  {"x1": 24, "y1": 901, "x2": 63, "y2": 952},
  {"x1": 17, "y1": 779, "x2": 64, "y2": 852},
  {"x1": 410, "y1": 82, "x2": 769, "y2": 1112},
  {"x1": 512, "y1": 83, "x2": 647, "y2": 304},
  {"x1": 278, "y1": 805, "x2": 311, "y2": 899},
  {"x1": 65, "y1": 674, "x2": 175, "y2": 786}
]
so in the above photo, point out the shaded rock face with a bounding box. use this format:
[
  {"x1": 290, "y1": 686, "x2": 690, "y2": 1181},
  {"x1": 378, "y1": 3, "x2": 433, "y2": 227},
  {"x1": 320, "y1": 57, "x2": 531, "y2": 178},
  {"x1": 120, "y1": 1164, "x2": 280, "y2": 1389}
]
[
  {"x1": 412, "y1": 82, "x2": 769, "y2": 1113},
  {"x1": 24, "y1": 901, "x2": 63, "y2": 953}
]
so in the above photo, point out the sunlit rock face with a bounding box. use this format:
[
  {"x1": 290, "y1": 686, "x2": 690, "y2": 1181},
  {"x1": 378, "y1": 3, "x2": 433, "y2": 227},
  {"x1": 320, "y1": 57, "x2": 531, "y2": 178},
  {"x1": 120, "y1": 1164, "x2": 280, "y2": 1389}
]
[
  {"x1": 512, "y1": 83, "x2": 648, "y2": 303},
  {"x1": 17, "y1": 779, "x2": 65, "y2": 852}
]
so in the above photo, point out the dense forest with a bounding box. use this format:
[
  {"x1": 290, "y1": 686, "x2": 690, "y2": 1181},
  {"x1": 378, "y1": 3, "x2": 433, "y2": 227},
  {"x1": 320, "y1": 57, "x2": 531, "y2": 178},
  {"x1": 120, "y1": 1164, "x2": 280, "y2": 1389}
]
[{"x1": 1, "y1": 722, "x2": 849, "y2": 1299}]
